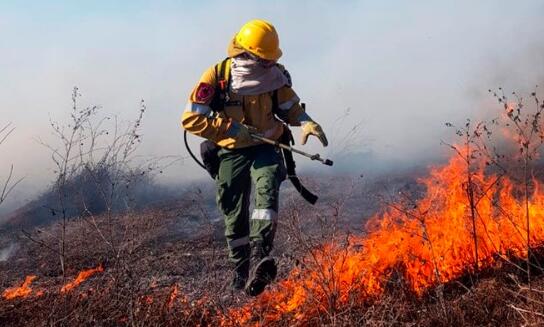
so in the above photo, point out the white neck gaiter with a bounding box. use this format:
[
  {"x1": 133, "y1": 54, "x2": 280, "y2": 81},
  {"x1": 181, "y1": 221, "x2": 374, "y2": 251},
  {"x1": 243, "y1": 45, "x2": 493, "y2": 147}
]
[{"x1": 230, "y1": 55, "x2": 288, "y2": 96}]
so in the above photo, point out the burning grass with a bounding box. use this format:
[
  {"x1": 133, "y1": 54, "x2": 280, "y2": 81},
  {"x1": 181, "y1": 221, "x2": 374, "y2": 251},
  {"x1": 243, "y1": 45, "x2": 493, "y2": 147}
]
[
  {"x1": 60, "y1": 265, "x2": 104, "y2": 293},
  {"x1": 2, "y1": 275, "x2": 37, "y2": 300},
  {"x1": 3, "y1": 153, "x2": 544, "y2": 326},
  {"x1": 2, "y1": 264, "x2": 104, "y2": 301},
  {"x1": 222, "y1": 151, "x2": 544, "y2": 325}
]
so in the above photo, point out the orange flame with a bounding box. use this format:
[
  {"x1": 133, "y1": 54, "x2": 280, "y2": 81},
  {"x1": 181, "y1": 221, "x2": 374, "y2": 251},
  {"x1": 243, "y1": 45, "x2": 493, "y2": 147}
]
[
  {"x1": 2, "y1": 275, "x2": 37, "y2": 300},
  {"x1": 61, "y1": 265, "x2": 104, "y2": 293},
  {"x1": 167, "y1": 284, "x2": 179, "y2": 309},
  {"x1": 224, "y1": 149, "x2": 544, "y2": 325}
]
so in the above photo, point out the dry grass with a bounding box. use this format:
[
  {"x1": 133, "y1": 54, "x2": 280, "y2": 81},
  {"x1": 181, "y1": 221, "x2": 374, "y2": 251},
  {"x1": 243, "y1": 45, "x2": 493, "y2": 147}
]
[
  {"x1": 2, "y1": 176, "x2": 544, "y2": 326},
  {"x1": 0, "y1": 207, "x2": 542, "y2": 326}
]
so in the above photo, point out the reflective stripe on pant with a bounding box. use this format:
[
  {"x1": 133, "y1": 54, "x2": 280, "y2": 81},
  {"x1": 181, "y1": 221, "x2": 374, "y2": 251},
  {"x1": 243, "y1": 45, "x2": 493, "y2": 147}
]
[{"x1": 216, "y1": 144, "x2": 285, "y2": 266}]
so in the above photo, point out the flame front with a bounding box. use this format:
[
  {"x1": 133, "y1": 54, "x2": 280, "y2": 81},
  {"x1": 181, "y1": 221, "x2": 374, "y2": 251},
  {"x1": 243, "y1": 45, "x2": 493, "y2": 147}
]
[
  {"x1": 2, "y1": 275, "x2": 37, "y2": 300},
  {"x1": 226, "y1": 150, "x2": 544, "y2": 325},
  {"x1": 60, "y1": 265, "x2": 104, "y2": 293}
]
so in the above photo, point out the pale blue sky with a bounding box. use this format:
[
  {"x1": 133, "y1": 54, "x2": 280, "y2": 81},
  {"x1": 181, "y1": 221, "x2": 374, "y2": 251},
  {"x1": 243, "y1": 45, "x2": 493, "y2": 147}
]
[{"x1": 1, "y1": 0, "x2": 543, "y2": 208}]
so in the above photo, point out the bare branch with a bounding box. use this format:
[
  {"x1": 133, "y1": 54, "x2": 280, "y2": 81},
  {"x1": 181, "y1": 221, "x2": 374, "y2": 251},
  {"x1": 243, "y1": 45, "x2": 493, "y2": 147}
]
[
  {"x1": 0, "y1": 122, "x2": 15, "y2": 145},
  {"x1": 0, "y1": 123, "x2": 22, "y2": 207}
]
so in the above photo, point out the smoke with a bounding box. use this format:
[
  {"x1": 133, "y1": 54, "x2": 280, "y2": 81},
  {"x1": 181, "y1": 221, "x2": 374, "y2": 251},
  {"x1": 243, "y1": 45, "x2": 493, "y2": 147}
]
[
  {"x1": 0, "y1": 243, "x2": 18, "y2": 262},
  {"x1": 0, "y1": 0, "x2": 543, "y2": 212}
]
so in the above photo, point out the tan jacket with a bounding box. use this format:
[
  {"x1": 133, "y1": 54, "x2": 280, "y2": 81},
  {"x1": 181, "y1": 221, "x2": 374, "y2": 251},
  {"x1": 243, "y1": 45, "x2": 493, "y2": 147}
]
[{"x1": 181, "y1": 61, "x2": 306, "y2": 149}]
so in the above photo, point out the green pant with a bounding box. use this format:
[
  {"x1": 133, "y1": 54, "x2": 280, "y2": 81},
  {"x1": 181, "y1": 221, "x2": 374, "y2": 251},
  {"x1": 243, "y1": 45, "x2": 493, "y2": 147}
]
[{"x1": 216, "y1": 144, "x2": 286, "y2": 267}]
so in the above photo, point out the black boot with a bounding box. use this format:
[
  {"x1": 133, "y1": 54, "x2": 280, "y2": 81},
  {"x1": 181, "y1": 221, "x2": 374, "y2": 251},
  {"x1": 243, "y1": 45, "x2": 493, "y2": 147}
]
[
  {"x1": 245, "y1": 241, "x2": 277, "y2": 296},
  {"x1": 231, "y1": 259, "x2": 249, "y2": 291}
]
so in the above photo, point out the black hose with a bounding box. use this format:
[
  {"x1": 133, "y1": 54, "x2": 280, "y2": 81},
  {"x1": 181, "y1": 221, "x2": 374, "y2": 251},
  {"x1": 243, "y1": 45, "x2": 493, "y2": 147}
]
[{"x1": 183, "y1": 130, "x2": 207, "y2": 170}]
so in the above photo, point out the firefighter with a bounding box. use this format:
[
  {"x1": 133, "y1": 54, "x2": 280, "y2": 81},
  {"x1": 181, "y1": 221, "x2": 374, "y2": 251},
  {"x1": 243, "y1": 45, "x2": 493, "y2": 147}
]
[{"x1": 182, "y1": 19, "x2": 328, "y2": 296}]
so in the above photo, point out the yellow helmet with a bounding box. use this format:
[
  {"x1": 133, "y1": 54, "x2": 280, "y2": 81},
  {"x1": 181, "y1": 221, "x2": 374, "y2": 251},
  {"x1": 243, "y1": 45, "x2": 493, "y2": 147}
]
[{"x1": 235, "y1": 19, "x2": 282, "y2": 61}]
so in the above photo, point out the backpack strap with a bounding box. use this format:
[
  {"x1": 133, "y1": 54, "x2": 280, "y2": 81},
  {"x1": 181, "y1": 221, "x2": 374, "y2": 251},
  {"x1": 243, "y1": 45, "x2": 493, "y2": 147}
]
[
  {"x1": 279, "y1": 127, "x2": 318, "y2": 205},
  {"x1": 217, "y1": 57, "x2": 231, "y2": 88},
  {"x1": 272, "y1": 87, "x2": 318, "y2": 204},
  {"x1": 272, "y1": 89, "x2": 279, "y2": 114},
  {"x1": 210, "y1": 57, "x2": 231, "y2": 112}
]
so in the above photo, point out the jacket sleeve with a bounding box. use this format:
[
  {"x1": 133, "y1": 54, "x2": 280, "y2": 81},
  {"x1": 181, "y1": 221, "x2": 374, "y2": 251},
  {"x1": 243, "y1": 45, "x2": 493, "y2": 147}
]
[
  {"x1": 181, "y1": 66, "x2": 235, "y2": 142},
  {"x1": 274, "y1": 64, "x2": 307, "y2": 127},
  {"x1": 276, "y1": 86, "x2": 306, "y2": 127}
]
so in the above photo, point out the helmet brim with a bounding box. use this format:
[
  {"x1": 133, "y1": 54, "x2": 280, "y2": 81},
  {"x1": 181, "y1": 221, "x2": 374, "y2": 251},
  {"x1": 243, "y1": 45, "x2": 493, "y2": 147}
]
[
  {"x1": 260, "y1": 48, "x2": 282, "y2": 61},
  {"x1": 229, "y1": 34, "x2": 282, "y2": 61}
]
